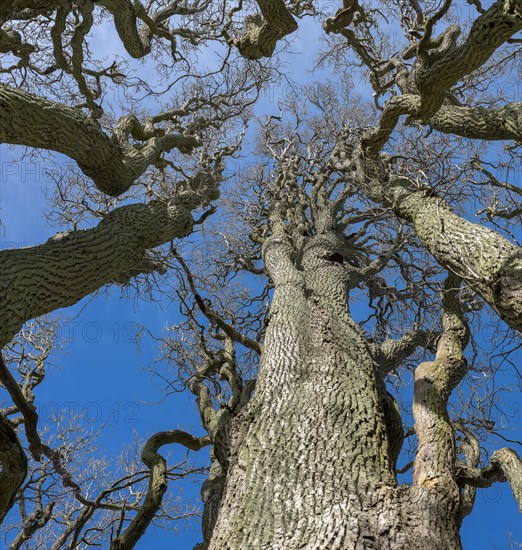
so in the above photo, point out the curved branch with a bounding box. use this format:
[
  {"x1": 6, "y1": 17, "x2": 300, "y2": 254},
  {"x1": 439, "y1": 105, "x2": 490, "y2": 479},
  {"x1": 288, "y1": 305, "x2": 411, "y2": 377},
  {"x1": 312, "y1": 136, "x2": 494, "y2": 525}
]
[
  {"x1": 413, "y1": 275, "x2": 469, "y2": 488},
  {"x1": 97, "y1": 0, "x2": 151, "y2": 59},
  {"x1": 456, "y1": 447, "x2": 522, "y2": 512},
  {"x1": 10, "y1": 502, "x2": 55, "y2": 550},
  {"x1": 110, "y1": 430, "x2": 211, "y2": 550},
  {"x1": 236, "y1": 0, "x2": 298, "y2": 60},
  {"x1": 0, "y1": 354, "x2": 42, "y2": 459},
  {"x1": 378, "y1": 329, "x2": 439, "y2": 377},
  {"x1": 0, "y1": 84, "x2": 200, "y2": 196},
  {"x1": 362, "y1": 0, "x2": 522, "y2": 152},
  {"x1": 366, "y1": 99, "x2": 522, "y2": 154},
  {"x1": 414, "y1": 0, "x2": 522, "y2": 107}
]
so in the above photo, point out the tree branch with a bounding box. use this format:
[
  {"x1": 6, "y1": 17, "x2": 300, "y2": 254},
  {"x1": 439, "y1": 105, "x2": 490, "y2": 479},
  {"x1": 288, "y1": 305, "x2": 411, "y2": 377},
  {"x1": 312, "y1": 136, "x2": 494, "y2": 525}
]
[
  {"x1": 10, "y1": 501, "x2": 55, "y2": 550},
  {"x1": 378, "y1": 329, "x2": 439, "y2": 377},
  {"x1": 0, "y1": 194, "x2": 215, "y2": 348},
  {"x1": 362, "y1": 0, "x2": 522, "y2": 152},
  {"x1": 173, "y1": 250, "x2": 263, "y2": 354},
  {"x1": 456, "y1": 447, "x2": 522, "y2": 512},
  {"x1": 0, "y1": 84, "x2": 200, "y2": 196},
  {"x1": 414, "y1": 0, "x2": 522, "y2": 110},
  {"x1": 386, "y1": 179, "x2": 522, "y2": 332},
  {"x1": 109, "y1": 430, "x2": 210, "y2": 550},
  {"x1": 235, "y1": 0, "x2": 298, "y2": 60},
  {"x1": 413, "y1": 275, "x2": 469, "y2": 489},
  {"x1": 426, "y1": 102, "x2": 522, "y2": 142}
]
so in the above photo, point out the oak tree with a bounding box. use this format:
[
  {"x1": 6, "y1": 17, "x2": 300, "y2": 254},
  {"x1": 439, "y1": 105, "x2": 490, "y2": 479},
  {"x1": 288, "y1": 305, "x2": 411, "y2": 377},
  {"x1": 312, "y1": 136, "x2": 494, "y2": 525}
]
[{"x1": 0, "y1": 1, "x2": 521, "y2": 548}]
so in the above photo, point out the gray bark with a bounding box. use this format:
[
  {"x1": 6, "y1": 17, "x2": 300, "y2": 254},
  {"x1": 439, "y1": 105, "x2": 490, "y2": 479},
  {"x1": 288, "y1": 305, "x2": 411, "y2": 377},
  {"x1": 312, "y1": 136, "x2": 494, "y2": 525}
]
[
  {"x1": 0, "y1": 84, "x2": 199, "y2": 196},
  {"x1": 0, "y1": 195, "x2": 203, "y2": 348},
  {"x1": 388, "y1": 181, "x2": 522, "y2": 332},
  {"x1": 203, "y1": 233, "x2": 462, "y2": 549},
  {"x1": 426, "y1": 102, "x2": 522, "y2": 142},
  {"x1": 236, "y1": 0, "x2": 297, "y2": 60},
  {"x1": 110, "y1": 431, "x2": 210, "y2": 550}
]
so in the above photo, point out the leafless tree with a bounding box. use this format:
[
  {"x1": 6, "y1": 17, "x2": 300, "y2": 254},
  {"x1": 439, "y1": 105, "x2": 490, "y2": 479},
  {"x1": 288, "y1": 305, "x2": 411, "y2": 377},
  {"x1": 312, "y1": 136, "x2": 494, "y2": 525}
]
[{"x1": 0, "y1": 1, "x2": 521, "y2": 548}]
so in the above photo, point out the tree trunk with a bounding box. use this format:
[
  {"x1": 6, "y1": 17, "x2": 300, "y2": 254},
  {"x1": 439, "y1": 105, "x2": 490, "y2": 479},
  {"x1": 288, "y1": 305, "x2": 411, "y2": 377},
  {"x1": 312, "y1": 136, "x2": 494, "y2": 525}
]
[{"x1": 202, "y1": 233, "x2": 462, "y2": 549}]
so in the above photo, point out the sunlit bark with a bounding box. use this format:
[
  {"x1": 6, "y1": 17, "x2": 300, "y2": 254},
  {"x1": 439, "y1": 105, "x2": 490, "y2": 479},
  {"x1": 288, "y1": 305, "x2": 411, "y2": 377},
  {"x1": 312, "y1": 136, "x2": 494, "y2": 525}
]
[{"x1": 0, "y1": 84, "x2": 199, "y2": 196}]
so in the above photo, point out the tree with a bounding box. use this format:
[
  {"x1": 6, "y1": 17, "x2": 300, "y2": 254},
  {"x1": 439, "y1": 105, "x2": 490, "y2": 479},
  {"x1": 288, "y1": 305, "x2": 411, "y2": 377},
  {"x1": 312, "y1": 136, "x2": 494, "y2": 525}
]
[{"x1": 0, "y1": 1, "x2": 521, "y2": 549}]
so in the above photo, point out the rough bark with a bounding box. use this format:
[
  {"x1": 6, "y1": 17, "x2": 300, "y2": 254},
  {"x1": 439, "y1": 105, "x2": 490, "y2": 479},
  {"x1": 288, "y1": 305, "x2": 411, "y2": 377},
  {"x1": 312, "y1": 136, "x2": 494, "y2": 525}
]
[
  {"x1": 97, "y1": 0, "x2": 152, "y2": 59},
  {"x1": 0, "y1": 413, "x2": 27, "y2": 524},
  {"x1": 413, "y1": 0, "x2": 522, "y2": 110},
  {"x1": 203, "y1": 233, "x2": 462, "y2": 549},
  {"x1": 0, "y1": 194, "x2": 207, "y2": 347},
  {"x1": 426, "y1": 102, "x2": 522, "y2": 142},
  {"x1": 0, "y1": 0, "x2": 58, "y2": 20},
  {"x1": 236, "y1": 0, "x2": 298, "y2": 60},
  {"x1": 0, "y1": 84, "x2": 199, "y2": 196},
  {"x1": 413, "y1": 275, "x2": 469, "y2": 495},
  {"x1": 376, "y1": 329, "x2": 439, "y2": 377},
  {"x1": 388, "y1": 181, "x2": 522, "y2": 332}
]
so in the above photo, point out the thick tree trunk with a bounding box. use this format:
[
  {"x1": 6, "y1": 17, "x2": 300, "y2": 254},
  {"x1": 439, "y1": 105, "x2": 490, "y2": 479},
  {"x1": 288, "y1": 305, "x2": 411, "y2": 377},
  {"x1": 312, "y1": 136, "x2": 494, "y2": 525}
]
[{"x1": 203, "y1": 234, "x2": 462, "y2": 549}]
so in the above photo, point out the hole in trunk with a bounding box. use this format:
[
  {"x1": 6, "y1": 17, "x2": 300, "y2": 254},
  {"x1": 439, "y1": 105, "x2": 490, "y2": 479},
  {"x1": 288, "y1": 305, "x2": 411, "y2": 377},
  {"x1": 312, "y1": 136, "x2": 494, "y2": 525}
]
[{"x1": 327, "y1": 252, "x2": 345, "y2": 264}]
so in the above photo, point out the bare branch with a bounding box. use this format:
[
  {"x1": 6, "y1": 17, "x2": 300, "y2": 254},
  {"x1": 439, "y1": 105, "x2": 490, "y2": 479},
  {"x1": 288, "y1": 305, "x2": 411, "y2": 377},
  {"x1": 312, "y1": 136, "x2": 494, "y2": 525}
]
[
  {"x1": 456, "y1": 447, "x2": 522, "y2": 512},
  {"x1": 0, "y1": 84, "x2": 200, "y2": 196},
  {"x1": 110, "y1": 430, "x2": 210, "y2": 550}
]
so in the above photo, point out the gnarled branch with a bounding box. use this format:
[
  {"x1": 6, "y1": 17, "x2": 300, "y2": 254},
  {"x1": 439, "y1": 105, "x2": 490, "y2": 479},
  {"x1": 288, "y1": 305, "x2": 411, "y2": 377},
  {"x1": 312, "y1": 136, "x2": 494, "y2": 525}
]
[
  {"x1": 0, "y1": 84, "x2": 200, "y2": 196},
  {"x1": 456, "y1": 447, "x2": 522, "y2": 512},
  {"x1": 236, "y1": 0, "x2": 298, "y2": 60},
  {"x1": 110, "y1": 430, "x2": 210, "y2": 550}
]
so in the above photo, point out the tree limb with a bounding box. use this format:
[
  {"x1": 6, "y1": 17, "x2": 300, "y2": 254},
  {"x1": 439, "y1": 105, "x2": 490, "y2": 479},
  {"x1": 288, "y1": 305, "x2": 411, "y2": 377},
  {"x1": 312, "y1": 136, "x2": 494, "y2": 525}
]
[
  {"x1": 235, "y1": 0, "x2": 298, "y2": 60},
  {"x1": 0, "y1": 84, "x2": 200, "y2": 196},
  {"x1": 378, "y1": 329, "x2": 439, "y2": 377},
  {"x1": 173, "y1": 250, "x2": 263, "y2": 354},
  {"x1": 109, "y1": 430, "x2": 211, "y2": 550},
  {"x1": 413, "y1": 275, "x2": 469, "y2": 489},
  {"x1": 426, "y1": 102, "x2": 522, "y2": 142},
  {"x1": 456, "y1": 447, "x2": 522, "y2": 512},
  {"x1": 362, "y1": 0, "x2": 522, "y2": 152},
  {"x1": 387, "y1": 179, "x2": 522, "y2": 332},
  {"x1": 0, "y1": 194, "x2": 214, "y2": 348}
]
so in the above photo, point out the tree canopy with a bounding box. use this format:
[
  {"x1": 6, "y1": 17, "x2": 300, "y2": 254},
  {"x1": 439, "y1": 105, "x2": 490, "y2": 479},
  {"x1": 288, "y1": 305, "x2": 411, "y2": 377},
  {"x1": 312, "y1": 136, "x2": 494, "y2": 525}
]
[{"x1": 0, "y1": 1, "x2": 521, "y2": 548}]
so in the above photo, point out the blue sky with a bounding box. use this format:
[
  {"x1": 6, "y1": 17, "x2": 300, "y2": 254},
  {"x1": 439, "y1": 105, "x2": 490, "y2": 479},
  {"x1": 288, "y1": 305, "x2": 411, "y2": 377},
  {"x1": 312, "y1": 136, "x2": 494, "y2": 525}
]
[{"x1": 1, "y1": 6, "x2": 521, "y2": 550}]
